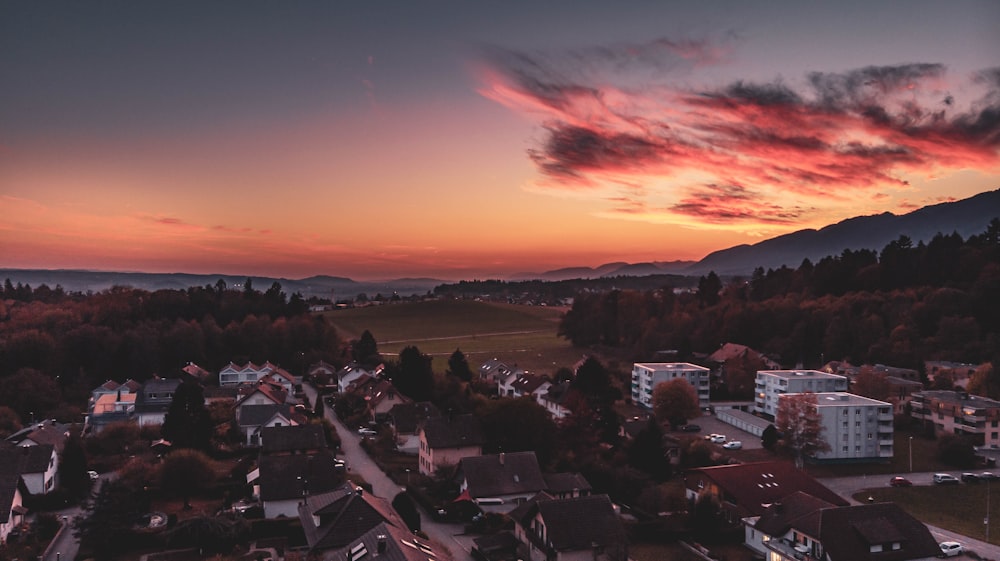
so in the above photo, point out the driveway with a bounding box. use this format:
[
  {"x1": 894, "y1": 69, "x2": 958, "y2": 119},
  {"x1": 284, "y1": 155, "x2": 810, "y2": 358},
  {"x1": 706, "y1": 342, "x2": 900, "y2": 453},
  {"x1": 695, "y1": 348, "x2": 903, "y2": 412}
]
[{"x1": 317, "y1": 385, "x2": 470, "y2": 560}]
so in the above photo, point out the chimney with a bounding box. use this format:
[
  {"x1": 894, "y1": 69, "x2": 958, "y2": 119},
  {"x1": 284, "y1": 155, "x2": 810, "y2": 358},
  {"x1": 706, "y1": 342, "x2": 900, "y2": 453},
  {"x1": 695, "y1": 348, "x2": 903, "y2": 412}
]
[
  {"x1": 377, "y1": 534, "x2": 387, "y2": 554},
  {"x1": 499, "y1": 452, "x2": 505, "y2": 465}
]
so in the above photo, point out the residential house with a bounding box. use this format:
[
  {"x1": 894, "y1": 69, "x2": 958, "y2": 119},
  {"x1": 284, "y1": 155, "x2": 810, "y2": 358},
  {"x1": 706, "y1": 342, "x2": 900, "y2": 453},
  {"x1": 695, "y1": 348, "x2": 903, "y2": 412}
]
[
  {"x1": 541, "y1": 473, "x2": 591, "y2": 500},
  {"x1": 536, "y1": 380, "x2": 572, "y2": 419},
  {"x1": 237, "y1": 404, "x2": 301, "y2": 447},
  {"x1": 684, "y1": 461, "x2": 848, "y2": 525},
  {"x1": 0, "y1": 443, "x2": 58, "y2": 496},
  {"x1": 181, "y1": 362, "x2": 213, "y2": 383},
  {"x1": 632, "y1": 363, "x2": 710, "y2": 409},
  {"x1": 794, "y1": 392, "x2": 893, "y2": 462},
  {"x1": 511, "y1": 374, "x2": 548, "y2": 400},
  {"x1": 307, "y1": 360, "x2": 339, "y2": 390},
  {"x1": 135, "y1": 377, "x2": 182, "y2": 427},
  {"x1": 85, "y1": 380, "x2": 140, "y2": 434},
  {"x1": 0, "y1": 474, "x2": 26, "y2": 545},
  {"x1": 260, "y1": 425, "x2": 327, "y2": 456},
  {"x1": 927, "y1": 360, "x2": 980, "y2": 389},
  {"x1": 219, "y1": 361, "x2": 281, "y2": 386},
  {"x1": 236, "y1": 380, "x2": 289, "y2": 414},
  {"x1": 388, "y1": 402, "x2": 441, "y2": 455},
  {"x1": 707, "y1": 343, "x2": 781, "y2": 370},
  {"x1": 508, "y1": 493, "x2": 628, "y2": 561},
  {"x1": 911, "y1": 390, "x2": 1000, "y2": 446},
  {"x1": 754, "y1": 370, "x2": 848, "y2": 419},
  {"x1": 322, "y1": 520, "x2": 444, "y2": 561},
  {"x1": 480, "y1": 358, "x2": 517, "y2": 385},
  {"x1": 298, "y1": 484, "x2": 408, "y2": 554},
  {"x1": 744, "y1": 491, "x2": 940, "y2": 561},
  {"x1": 417, "y1": 414, "x2": 484, "y2": 476},
  {"x1": 203, "y1": 385, "x2": 240, "y2": 406},
  {"x1": 455, "y1": 452, "x2": 547, "y2": 510},
  {"x1": 260, "y1": 367, "x2": 298, "y2": 397},
  {"x1": 248, "y1": 449, "x2": 346, "y2": 518},
  {"x1": 365, "y1": 379, "x2": 410, "y2": 423},
  {"x1": 338, "y1": 362, "x2": 383, "y2": 393},
  {"x1": 6, "y1": 420, "x2": 70, "y2": 454}
]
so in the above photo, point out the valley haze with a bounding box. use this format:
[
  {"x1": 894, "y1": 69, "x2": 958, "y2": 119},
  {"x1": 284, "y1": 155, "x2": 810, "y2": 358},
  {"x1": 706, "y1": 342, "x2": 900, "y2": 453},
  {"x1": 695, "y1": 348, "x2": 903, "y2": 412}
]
[{"x1": 4, "y1": 190, "x2": 997, "y2": 297}]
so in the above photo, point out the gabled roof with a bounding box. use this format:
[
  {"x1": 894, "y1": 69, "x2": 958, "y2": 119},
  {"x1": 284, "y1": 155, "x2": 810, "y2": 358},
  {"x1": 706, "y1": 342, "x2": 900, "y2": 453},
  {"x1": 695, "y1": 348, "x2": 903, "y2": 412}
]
[
  {"x1": 542, "y1": 472, "x2": 591, "y2": 495},
  {"x1": 817, "y1": 502, "x2": 941, "y2": 561},
  {"x1": 261, "y1": 425, "x2": 326, "y2": 454},
  {"x1": 238, "y1": 404, "x2": 295, "y2": 428},
  {"x1": 687, "y1": 461, "x2": 848, "y2": 516},
  {"x1": 752, "y1": 490, "x2": 836, "y2": 537},
  {"x1": 97, "y1": 380, "x2": 120, "y2": 392},
  {"x1": 326, "y1": 521, "x2": 442, "y2": 561},
  {"x1": 6, "y1": 421, "x2": 70, "y2": 452},
  {"x1": 0, "y1": 473, "x2": 21, "y2": 524},
  {"x1": 121, "y1": 379, "x2": 142, "y2": 392},
  {"x1": 236, "y1": 382, "x2": 288, "y2": 407},
  {"x1": 308, "y1": 360, "x2": 338, "y2": 375},
  {"x1": 459, "y1": 452, "x2": 546, "y2": 499},
  {"x1": 182, "y1": 362, "x2": 212, "y2": 380},
  {"x1": 388, "y1": 402, "x2": 441, "y2": 435},
  {"x1": 299, "y1": 485, "x2": 405, "y2": 551},
  {"x1": 367, "y1": 380, "x2": 407, "y2": 407},
  {"x1": 257, "y1": 450, "x2": 345, "y2": 501},
  {"x1": 0, "y1": 443, "x2": 56, "y2": 475},
  {"x1": 541, "y1": 380, "x2": 572, "y2": 405},
  {"x1": 511, "y1": 374, "x2": 548, "y2": 395},
  {"x1": 420, "y1": 414, "x2": 483, "y2": 449},
  {"x1": 510, "y1": 494, "x2": 626, "y2": 553},
  {"x1": 338, "y1": 363, "x2": 370, "y2": 381}
]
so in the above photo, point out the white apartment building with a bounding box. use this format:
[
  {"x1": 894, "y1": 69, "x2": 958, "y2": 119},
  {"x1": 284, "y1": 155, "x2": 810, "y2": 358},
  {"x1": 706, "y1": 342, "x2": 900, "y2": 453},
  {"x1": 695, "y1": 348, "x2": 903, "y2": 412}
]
[
  {"x1": 781, "y1": 392, "x2": 893, "y2": 462},
  {"x1": 754, "y1": 370, "x2": 848, "y2": 418},
  {"x1": 632, "y1": 363, "x2": 710, "y2": 409}
]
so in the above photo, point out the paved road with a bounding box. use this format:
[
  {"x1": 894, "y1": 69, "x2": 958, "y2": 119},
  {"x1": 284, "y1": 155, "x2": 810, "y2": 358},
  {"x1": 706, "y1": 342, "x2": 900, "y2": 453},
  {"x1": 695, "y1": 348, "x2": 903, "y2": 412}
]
[
  {"x1": 819, "y1": 471, "x2": 999, "y2": 561},
  {"x1": 313, "y1": 384, "x2": 470, "y2": 560}
]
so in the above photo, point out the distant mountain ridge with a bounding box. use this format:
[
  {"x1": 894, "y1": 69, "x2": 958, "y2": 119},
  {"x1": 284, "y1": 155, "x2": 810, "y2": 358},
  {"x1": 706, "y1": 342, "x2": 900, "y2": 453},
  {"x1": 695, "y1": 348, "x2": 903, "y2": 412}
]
[
  {"x1": 684, "y1": 188, "x2": 1000, "y2": 276},
  {"x1": 4, "y1": 190, "x2": 998, "y2": 292}
]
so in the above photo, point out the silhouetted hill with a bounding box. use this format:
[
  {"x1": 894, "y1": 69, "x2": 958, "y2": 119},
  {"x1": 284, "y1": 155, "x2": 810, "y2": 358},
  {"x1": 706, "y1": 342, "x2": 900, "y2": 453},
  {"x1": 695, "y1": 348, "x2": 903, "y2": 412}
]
[
  {"x1": 685, "y1": 189, "x2": 1000, "y2": 276},
  {"x1": 511, "y1": 260, "x2": 695, "y2": 281}
]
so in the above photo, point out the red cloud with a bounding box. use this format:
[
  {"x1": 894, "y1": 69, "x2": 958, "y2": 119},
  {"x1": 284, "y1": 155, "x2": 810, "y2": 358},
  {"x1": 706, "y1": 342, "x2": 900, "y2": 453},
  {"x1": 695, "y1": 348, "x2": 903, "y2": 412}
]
[{"x1": 478, "y1": 42, "x2": 1000, "y2": 227}]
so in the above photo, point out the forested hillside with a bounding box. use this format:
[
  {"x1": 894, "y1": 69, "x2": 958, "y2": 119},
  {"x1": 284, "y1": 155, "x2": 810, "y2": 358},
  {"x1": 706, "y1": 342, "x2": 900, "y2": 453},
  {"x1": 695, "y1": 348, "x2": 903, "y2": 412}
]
[{"x1": 559, "y1": 222, "x2": 1000, "y2": 370}]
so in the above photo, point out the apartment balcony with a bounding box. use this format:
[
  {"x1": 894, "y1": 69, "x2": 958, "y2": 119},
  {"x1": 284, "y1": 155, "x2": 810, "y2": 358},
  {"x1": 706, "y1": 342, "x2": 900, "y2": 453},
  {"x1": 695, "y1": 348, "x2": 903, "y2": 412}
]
[{"x1": 763, "y1": 537, "x2": 820, "y2": 561}]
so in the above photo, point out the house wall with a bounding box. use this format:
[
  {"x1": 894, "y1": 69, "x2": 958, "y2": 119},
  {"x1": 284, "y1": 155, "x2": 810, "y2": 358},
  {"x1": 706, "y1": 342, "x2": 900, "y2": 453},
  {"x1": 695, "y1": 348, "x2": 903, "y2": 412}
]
[
  {"x1": 137, "y1": 412, "x2": 167, "y2": 427},
  {"x1": 631, "y1": 363, "x2": 710, "y2": 409},
  {"x1": 337, "y1": 369, "x2": 367, "y2": 393},
  {"x1": 0, "y1": 487, "x2": 24, "y2": 544},
  {"x1": 806, "y1": 393, "x2": 893, "y2": 461},
  {"x1": 19, "y1": 449, "x2": 58, "y2": 495},
  {"x1": 754, "y1": 370, "x2": 848, "y2": 418},
  {"x1": 419, "y1": 440, "x2": 480, "y2": 476},
  {"x1": 742, "y1": 517, "x2": 768, "y2": 556}
]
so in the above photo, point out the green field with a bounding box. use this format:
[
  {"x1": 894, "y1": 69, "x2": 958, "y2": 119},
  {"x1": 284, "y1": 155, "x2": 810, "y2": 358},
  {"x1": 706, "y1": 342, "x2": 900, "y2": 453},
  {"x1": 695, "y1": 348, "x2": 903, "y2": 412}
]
[
  {"x1": 855, "y1": 483, "x2": 1000, "y2": 545},
  {"x1": 320, "y1": 299, "x2": 589, "y2": 375}
]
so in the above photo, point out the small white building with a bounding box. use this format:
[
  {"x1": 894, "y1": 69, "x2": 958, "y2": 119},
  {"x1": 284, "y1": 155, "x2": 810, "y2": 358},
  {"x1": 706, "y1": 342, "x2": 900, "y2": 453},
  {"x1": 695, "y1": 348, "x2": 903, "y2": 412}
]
[
  {"x1": 631, "y1": 363, "x2": 710, "y2": 409},
  {"x1": 754, "y1": 370, "x2": 848, "y2": 418}
]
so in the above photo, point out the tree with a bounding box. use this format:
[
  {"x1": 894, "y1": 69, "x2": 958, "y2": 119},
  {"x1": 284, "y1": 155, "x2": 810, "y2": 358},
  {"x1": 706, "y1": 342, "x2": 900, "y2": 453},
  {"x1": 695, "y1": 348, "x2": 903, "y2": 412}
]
[
  {"x1": 651, "y1": 378, "x2": 700, "y2": 428},
  {"x1": 627, "y1": 418, "x2": 672, "y2": 480},
  {"x1": 478, "y1": 396, "x2": 558, "y2": 467},
  {"x1": 937, "y1": 433, "x2": 978, "y2": 468},
  {"x1": 446, "y1": 349, "x2": 473, "y2": 382},
  {"x1": 0, "y1": 406, "x2": 21, "y2": 438},
  {"x1": 59, "y1": 432, "x2": 91, "y2": 499},
  {"x1": 394, "y1": 346, "x2": 434, "y2": 401},
  {"x1": 160, "y1": 449, "x2": 217, "y2": 510},
  {"x1": 161, "y1": 380, "x2": 212, "y2": 451},
  {"x1": 74, "y1": 479, "x2": 150, "y2": 560},
  {"x1": 851, "y1": 366, "x2": 891, "y2": 401},
  {"x1": 775, "y1": 392, "x2": 830, "y2": 466},
  {"x1": 697, "y1": 271, "x2": 722, "y2": 307},
  {"x1": 352, "y1": 330, "x2": 381, "y2": 367},
  {"x1": 967, "y1": 362, "x2": 1000, "y2": 400},
  {"x1": 165, "y1": 515, "x2": 250, "y2": 554},
  {"x1": 761, "y1": 424, "x2": 779, "y2": 451}
]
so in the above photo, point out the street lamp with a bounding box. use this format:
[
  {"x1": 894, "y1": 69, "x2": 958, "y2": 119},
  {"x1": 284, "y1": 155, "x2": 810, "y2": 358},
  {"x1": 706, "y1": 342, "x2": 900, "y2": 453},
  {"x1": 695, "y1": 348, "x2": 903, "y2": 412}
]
[{"x1": 909, "y1": 436, "x2": 913, "y2": 473}]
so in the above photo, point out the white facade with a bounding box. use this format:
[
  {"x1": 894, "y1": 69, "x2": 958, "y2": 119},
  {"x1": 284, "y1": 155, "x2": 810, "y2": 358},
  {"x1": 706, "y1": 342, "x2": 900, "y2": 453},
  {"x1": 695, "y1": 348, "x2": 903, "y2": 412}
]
[
  {"x1": 631, "y1": 363, "x2": 710, "y2": 409},
  {"x1": 219, "y1": 361, "x2": 276, "y2": 386},
  {"x1": 782, "y1": 392, "x2": 894, "y2": 461},
  {"x1": 754, "y1": 370, "x2": 848, "y2": 418}
]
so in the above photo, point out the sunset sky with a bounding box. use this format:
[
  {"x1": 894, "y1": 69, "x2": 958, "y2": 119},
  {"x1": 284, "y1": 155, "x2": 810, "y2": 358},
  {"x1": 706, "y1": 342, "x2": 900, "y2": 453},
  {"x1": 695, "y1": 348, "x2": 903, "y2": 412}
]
[{"x1": 2, "y1": 1, "x2": 998, "y2": 280}]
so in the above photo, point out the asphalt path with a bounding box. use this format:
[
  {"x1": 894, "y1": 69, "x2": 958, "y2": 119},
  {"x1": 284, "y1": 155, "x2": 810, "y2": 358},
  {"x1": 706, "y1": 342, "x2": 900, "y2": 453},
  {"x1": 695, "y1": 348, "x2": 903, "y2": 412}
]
[{"x1": 311, "y1": 383, "x2": 470, "y2": 561}]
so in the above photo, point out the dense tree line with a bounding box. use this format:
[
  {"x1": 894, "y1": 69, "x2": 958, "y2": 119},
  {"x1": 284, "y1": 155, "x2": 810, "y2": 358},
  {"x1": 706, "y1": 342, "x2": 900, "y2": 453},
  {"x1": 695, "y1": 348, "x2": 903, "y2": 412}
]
[
  {"x1": 0, "y1": 280, "x2": 343, "y2": 421},
  {"x1": 433, "y1": 274, "x2": 697, "y2": 301},
  {"x1": 560, "y1": 224, "x2": 1000, "y2": 370}
]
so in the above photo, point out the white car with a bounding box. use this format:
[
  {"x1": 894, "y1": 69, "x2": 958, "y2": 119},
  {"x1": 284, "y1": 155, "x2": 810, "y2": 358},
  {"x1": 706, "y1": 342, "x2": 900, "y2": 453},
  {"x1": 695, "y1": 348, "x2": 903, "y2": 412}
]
[
  {"x1": 939, "y1": 541, "x2": 963, "y2": 557},
  {"x1": 88, "y1": 470, "x2": 99, "y2": 481},
  {"x1": 358, "y1": 427, "x2": 378, "y2": 437},
  {"x1": 706, "y1": 434, "x2": 726, "y2": 443},
  {"x1": 722, "y1": 441, "x2": 743, "y2": 450}
]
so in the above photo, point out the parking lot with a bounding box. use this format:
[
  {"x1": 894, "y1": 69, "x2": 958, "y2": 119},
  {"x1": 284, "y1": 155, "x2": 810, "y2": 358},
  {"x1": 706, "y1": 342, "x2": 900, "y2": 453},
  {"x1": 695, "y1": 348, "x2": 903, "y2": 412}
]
[{"x1": 672, "y1": 410, "x2": 763, "y2": 450}]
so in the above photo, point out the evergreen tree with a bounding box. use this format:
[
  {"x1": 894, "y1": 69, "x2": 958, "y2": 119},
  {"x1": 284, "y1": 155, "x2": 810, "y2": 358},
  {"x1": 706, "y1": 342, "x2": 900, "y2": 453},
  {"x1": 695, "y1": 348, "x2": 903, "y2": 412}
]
[
  {"x1": 59, "y1": 432, "x2": 91, "y2": 499},
  {"x1": 162, "y1": 380, "x2": 212, "y2": 451},
  {"x1": 446, "y1": 349, "x2": 473, "y2": 382},
  {"x1": 352, "y1": 330, "x2": 381, "y2": 367},
  {"x1": 395, "y1": 346, "x2": 434, "y2": 401},
  {"x1": 627, "y1": 418, "x2": 672, "y2": 480}
]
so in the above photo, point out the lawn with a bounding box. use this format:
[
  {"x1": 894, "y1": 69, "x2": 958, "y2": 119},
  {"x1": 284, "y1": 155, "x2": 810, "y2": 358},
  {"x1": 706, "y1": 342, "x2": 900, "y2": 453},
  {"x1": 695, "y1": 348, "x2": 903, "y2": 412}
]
[
  {"x1": 854, "y1": 483, "x2": 1000, "y2": 545},
  {"x1": 321, "y1": 300, "x2": 588, "y2": 375}
]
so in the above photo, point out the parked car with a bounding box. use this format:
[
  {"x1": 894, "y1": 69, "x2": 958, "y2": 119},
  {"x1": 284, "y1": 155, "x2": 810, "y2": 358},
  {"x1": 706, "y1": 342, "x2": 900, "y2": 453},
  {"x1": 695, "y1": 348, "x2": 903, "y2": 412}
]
[
  {"x1": 933, "y1": 473, "x2": 960, "y2": 485},
  {"x1": 87, "y1": 470, "x2": 99, "y2": 482},
  {"x1": 358, "y1": 427, "x2": 378, "y2": 437},
  {"x1": 889, "y1": 476, "x2": 912, "y2": 487},
  {"x1": 679, "y1": 424, "x2": 701, "y2": 433},
  {"x1": 939, "y1": 541, "x2": 964, "y2": 557},
  {"x1": 962, "y1": 472, "x2": 981, "y2": 483},
  {"x1": 981, "y1": 471, "x2": 999, "y2": 481},
  {"x1": 722, "y1": 441, "x2": 742, "y2": 450},
  {"x1": 706, "y1": 434, "x2": 726, "y2": 443}
]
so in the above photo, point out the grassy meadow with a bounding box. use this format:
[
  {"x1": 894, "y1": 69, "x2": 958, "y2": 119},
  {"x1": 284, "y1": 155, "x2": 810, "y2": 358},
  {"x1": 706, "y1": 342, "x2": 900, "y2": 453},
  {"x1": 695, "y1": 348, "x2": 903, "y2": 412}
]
[{"x1": 320, "y1": 299, "x2": 590, "y2": 375}]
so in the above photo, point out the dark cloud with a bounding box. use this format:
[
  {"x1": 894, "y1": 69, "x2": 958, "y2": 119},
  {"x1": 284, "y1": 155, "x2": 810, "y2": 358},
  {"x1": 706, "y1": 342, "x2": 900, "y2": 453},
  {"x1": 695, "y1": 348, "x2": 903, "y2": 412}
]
[{"x1": 669, "y1": 184, "x2": 807, "y2": 224}]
